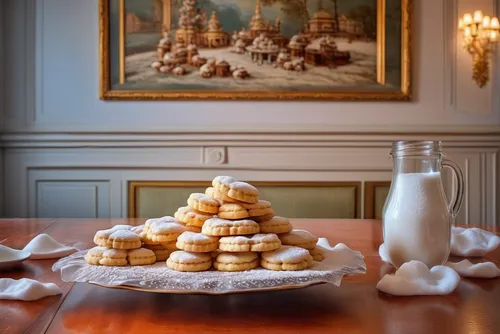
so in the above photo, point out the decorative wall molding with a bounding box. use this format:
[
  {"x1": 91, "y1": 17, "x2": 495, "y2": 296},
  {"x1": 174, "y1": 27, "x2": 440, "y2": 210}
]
[
  {"x1": 1, "y1": 130, "x2": 500, "y2": 148},
  {"x1": 203, "y1": 147, "x2": 227, "y2": 165}
]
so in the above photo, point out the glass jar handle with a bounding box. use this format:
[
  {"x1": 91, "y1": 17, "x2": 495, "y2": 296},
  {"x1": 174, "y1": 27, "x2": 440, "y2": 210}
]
[{"x1": 442, "y1": 158, "x2": 465, "y2": 218}]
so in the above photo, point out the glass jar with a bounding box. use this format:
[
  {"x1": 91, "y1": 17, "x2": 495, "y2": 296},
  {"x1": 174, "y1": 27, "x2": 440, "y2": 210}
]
[{"x1": 382, "y1": 141, "x2": 464, "y2": 268}]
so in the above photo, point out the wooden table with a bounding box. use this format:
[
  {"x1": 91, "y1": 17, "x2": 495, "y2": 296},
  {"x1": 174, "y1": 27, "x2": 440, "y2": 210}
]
[{"x1": 0, "y1": 219, "x2": 499, "y2": 334}]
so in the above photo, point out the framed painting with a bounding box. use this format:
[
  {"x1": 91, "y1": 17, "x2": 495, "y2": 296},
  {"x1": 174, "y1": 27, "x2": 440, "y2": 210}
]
[{"x1": 99, "y1": 0, "x2": 411, "y2": 100}]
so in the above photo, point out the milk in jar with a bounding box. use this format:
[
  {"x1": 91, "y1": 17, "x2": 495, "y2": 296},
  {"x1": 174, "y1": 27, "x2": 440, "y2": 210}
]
[{"x1": 382, "y1": 141, "x2": 464, "y2": 268}]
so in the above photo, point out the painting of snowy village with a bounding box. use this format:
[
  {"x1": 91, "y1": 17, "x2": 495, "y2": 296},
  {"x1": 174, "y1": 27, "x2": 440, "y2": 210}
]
[{"x1": 100, "y1": 0, "x2": 410, "y2": 100}]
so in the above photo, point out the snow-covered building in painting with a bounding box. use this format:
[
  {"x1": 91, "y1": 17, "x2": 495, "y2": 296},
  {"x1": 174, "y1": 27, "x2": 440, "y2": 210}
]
[
  {"x1": 248, "y1": 0, "x2": 285, "y2": 47},
  {"x1": 205, "y1": 11, "x2": 229, "y2": 48},
  {"x1": 308, "y1": 9, "x2": 337, "y2": 38},
  {"x1": 338, "y1": 15, "x2": 364, "y2": 35}
]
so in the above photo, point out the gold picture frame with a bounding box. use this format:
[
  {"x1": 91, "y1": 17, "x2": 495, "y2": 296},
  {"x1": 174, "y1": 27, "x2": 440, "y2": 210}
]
[
  {"x1": 128, "y1": 181, "x2": 361, "y2": 218},
  {"x1": 100, "y1": 0, "x2": 411, "y2": 101},
  {"x1": 364, "y1": 181, "x2": 391, "y2": 219}
]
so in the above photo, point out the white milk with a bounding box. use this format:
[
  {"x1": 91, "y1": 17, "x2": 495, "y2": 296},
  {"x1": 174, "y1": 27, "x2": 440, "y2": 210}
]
[{"x1": 383, "y1": 172, "x2": 451, "y2": 268}]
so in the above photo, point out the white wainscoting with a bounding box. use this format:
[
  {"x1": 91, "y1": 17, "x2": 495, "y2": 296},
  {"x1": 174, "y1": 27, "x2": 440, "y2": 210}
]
[{"x1": 2, "y1": 132, "x2": 499, "y2": 226}]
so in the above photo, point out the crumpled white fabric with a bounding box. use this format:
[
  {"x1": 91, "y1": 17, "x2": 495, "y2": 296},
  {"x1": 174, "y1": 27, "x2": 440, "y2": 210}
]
[
  {"x1": 23, "y1": 234, "x2": 77, "y2": 260},
  {"x1": 450, "y1": 227, "x2": 500, "y2": 257},
  {"x1": 445, "y1": 259, "x2": 500, "y2": 278},
  {"x1": 0, "y1": 278, "x2": 62, "y2": 301},
  {"x1": 376, "y1": 261, "x2": 460, "y2": 296}
]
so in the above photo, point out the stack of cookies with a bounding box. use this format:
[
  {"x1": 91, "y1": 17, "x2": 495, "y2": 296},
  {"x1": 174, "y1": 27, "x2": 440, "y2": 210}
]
[
  {"x1": 166, "y1": 176, "x2": 325, "y2": 272},
  {"x1": 85, "y1": 225, "x2": 157, "y2": 266},
  {"x1": 84, "y1": 175, "x2": 326, "y2": 271},
  {"x1": 136, "y1": 216, "x2": 187, "y2": 261}
]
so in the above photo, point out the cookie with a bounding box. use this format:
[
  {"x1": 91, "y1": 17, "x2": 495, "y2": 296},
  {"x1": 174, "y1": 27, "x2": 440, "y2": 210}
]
[
  {"x1": 166, "y1": 251, "x2": 212, "y2": 272},
  {"x1": 202, "y1": 218, "x2": 259, "y2": 236},
  {"x1": 205, "y1": 187, "x2": 242, "y2": 204},
  {"x1": 176, "y1": 231, "x2": 219, "y2": 253},
  {"x1": 93, "y1": 229, "x2": 115, "y2": 247},
  {"x1": 214, "y1": 252, "x2": 259, "y2": 272},
  {"x1": 242, "y1": 200, "x2": 274, "y2": 217},
  {"x1": 252, "y1": 213, "x2": 276, "y2": 223},
  {"x1": 143, "y1": 241, "x2": 177, "y2": 257},
  {"x1": 131, "y1": 225, "x2": 145, "y2": 234},
  {"x1": 258, "y1": 216, "x2": 293, "y2": 234},
  {"x1": 147, "y1": 222, "x2": 187, "y2": 243},
  {"x1": 140, "y1": 232, "x2": 161, "y2": 245},
  {"x1": 143, "y1": 216, "x2": 179, "y2": 233},
  {"x1": 227, "y1": 182, "x2": 259, "y2": 204},
  {"x1": 84, "y1": 246, "x2": 108, "y2": 265},
  {"x1": 92, "y1": 225, "x2": 133, "y2": 247},
  {"x1": 261, "y1": 246, "x2": 313, "y2": 271},
  {"x1": 99, "y1": 249, "x2": 128, "y2": 266},
  {"x1": 278, "y1": 229, "x2": 318, "y2": 250},
  {"x1": 219, "y1": 234, "x2": 281, "y2": 252},
  {"x1": 309, "y1": 246, "x2": 326, "y2": 262},
  {"x1": 110, "y1": 224, "x2": 133, "y2": 231},
  {"x1": 174, "y1": 206, "x2": 213, "y2": 227},
  {"x1": 212, "y1": 176, "x2": 238, "y2": 195},
  {"x1": 128, "y1": 248, "x2": 156, "y2": 266},
  {"x1": 153, "y1": 249, "x2": 174, "y2": 261},
  {"x1": 143, "y1": 243, "x2": 167, "y2": 251},
  {"x1": 210, "y1": 249, "x2": 222, "y2": 259},
  {"x1": 187, "y1": 193, "x2": 220, "y2": 214},
  {"x1": 219, "y1": 236, "x2": 251, "y2": 252},
  {"x1": 162, "y1": 240, "x2": 179, "y2": 251},
  {"x1": 186, "y1": 225, "x2": 202, "y2": 233},
  {"x1": 218, "y1": 203, "x2": 250, "y2": 220},
  {"x1": 249, "y1": 233, "x2": 282, "y2": 252},
  {"x1": 108, "y1": 230, "x2": 142, "y2": 250}
]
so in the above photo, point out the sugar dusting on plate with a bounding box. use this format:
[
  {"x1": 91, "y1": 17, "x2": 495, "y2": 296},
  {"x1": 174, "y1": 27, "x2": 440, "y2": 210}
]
[{"x1": 53, "y1": 242, "x2": 366, "y2": 294}]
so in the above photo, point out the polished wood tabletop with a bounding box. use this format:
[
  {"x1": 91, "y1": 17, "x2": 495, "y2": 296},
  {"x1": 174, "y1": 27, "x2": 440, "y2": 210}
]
[{"x1": 0, "y1": 219, "x2": 499, "y2": 334}]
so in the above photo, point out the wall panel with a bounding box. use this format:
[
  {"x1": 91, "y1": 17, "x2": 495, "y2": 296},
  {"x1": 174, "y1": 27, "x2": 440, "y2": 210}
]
[{"x1": 34, "y1": 181, "x2": 110, "y2": 218}]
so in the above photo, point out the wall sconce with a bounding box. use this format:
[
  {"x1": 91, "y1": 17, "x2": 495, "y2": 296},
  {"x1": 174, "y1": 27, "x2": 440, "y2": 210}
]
[{"x1": 458, "y1": 10, "x2": 499, "y2": 88}]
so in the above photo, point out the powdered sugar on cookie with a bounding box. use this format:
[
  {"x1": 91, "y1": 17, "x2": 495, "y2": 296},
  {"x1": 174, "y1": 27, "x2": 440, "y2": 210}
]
[
  {"x1": 102, "y1": 249, "x2": 128, "y2": 258},
  {"x1": 262, "y1": 246, "x2": 311, "y2": 264},
  {"x1": 150, "y1": 222, "x2": 187, "y2": 234},
  {"x1": 204, "y1": 218, "x2": 256, "y2": 227},
  {"x1": 250, "y1": 234, "x2": 280, "y2": 243},
  {"x1": 128, "y1": 248, "x2": 155, "y2": 257},
  {"x1": 169, "y1": 251, "x2": 211, "y2": 264},
  {"x1": 178, "y1": 231, "x2": 219, "y2": 244},
  {"x1": 242, "y1": 200, "x2": 271, "y2": 210},
  {"x1": 109, "y1": 230, "x2": 140, "y2": 240},
  {"x1": 229, "y1": 182, "x2": 259, "y2": 195},
  {"x1": 220, "y1": 236, "x2": 251, "y2": 245},
  {"x1": 213, "y1": 176, "x2": 237, "y2": 186}
]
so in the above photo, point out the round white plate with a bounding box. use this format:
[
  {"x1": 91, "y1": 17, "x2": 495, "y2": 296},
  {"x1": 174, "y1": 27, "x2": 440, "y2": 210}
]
[
  {"x1": 89, "y1": 281, "x2": 326, "y2": 295},
  {"x1": 0, "y1": 245, "x2": 31, "y2": 270}
]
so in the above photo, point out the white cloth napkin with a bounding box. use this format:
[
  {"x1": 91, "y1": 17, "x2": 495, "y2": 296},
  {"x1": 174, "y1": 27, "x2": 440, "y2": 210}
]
[
  {"x1": 317, "y1": 238, "x2": 365, "y2": 269},
  {"x1": 0, "y1": 278, "x2": 62, "y2": 301},
  {"x1": 376, "y1": 261, "x2": 460, "y2": 296},
  {"x1": 23, "y1": 234, "x2": 77, "y2": 260},
  {"x1": 446, "y1": 260, "x2": 500, "y2": 278},
  {"x1": 450, "y1": 227, "x2": 500, "y2": 257}
]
